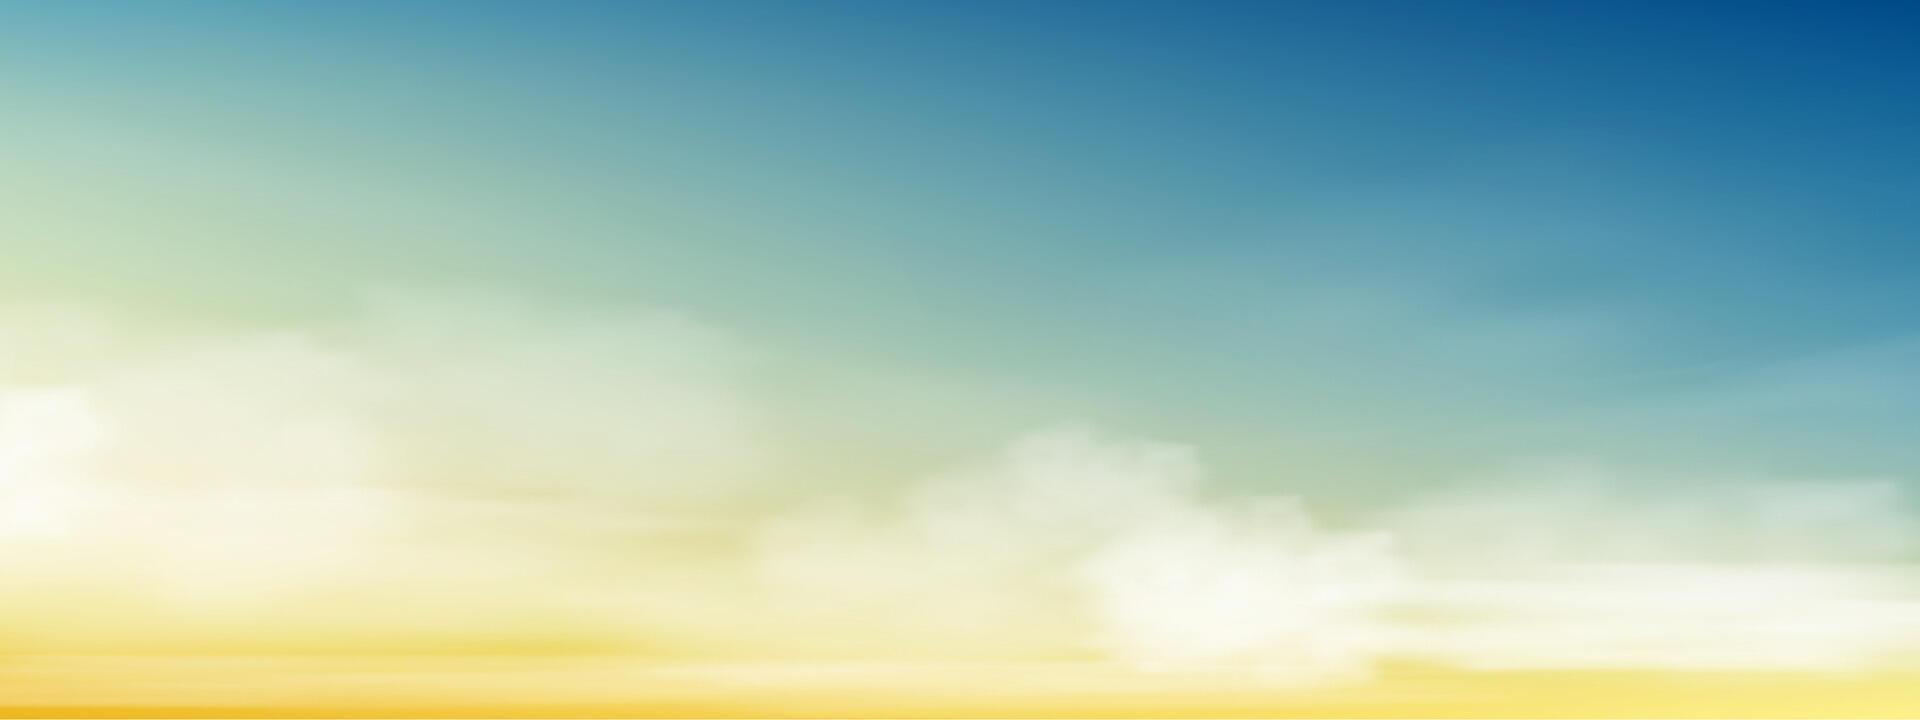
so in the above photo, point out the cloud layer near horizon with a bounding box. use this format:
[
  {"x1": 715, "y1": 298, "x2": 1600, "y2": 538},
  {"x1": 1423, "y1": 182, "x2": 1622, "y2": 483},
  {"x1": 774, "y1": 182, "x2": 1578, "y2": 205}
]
[
  {"x1": 760, "y1": 426, "x2": 1920, "y2": 681},
  {"x1": 3, "y1": 292, "x2": 1920, "y2": 682}
]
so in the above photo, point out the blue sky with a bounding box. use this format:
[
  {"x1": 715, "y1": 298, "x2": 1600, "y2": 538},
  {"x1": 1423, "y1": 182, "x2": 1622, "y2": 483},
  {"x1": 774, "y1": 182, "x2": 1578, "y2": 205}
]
[{"x1": 6, "y1": 0, "x2": 1920, "y2": 491}]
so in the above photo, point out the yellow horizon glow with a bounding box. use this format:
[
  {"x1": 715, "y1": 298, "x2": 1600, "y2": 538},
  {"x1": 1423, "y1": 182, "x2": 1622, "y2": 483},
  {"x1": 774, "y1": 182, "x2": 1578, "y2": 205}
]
[{"x1": 4, "y1": 656, "x2": 1920, "y2": 719}]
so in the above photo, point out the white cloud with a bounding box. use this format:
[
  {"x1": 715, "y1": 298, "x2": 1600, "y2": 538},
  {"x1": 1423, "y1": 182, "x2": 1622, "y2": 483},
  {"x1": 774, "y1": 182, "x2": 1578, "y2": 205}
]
[
  {"x1": 758, "y1": 426, "x2": 1405, "y2": 682},
  {"x1": 1377, "y1": 464, "x2": 1920, "y2": 671},
  {"x1": 0, "y1": 292, "x2": 766, "y2": 641},
  {"x1": 1392, "y1": 564, "x2": 1920, "y2": 671},
  {"x1": 761, "y1": 429, "x2": 1920, "y2": 682},
  {"x1": 1079, "y1": 497, "x2": 1401, "y2": 682},
  {"x1": 0, "y1": 388, "x2": 106, "y2": 541},
  {"x1": 8, "y1": 290, "x2": 1920, "y2": 680}
]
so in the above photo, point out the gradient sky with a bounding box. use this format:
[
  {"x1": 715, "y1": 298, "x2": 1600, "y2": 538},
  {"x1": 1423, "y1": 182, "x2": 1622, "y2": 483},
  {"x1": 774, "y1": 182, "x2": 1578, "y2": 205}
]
[{"x1": 5, "y1": 2, "x2": 1920, "y2": 717}]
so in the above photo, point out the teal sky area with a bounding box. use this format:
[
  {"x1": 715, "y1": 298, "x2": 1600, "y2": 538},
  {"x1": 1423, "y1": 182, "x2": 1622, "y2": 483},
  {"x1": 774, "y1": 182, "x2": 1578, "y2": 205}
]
[{"x1": 5, "y1": 2, "x2": 1920, "y2": 503}]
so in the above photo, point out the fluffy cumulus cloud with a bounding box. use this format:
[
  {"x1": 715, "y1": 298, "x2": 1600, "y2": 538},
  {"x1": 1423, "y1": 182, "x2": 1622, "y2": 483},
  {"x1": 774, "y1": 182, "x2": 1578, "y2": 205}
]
[
  {"x1": 0, "y1": 292, "x2": 764, "y2": 647},
  {"x1": 757, "y1": 427, "x2": 1402, "y2": 680},
  {"x1": 1379, "y1": 469, "x2": 1920, "y2": 671},
  {"x1": 7, "y1": 290, "x2": 1920, "y2": 681},
  {"x1": 761, "y1": 431, "x2": 1920, "y2": 683}
]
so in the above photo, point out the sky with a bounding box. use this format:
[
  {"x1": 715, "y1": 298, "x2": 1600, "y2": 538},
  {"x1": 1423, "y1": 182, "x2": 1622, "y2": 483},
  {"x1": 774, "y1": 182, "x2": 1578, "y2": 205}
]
[{"x1": 3, "y1": 1, "x2": 1920, "y2": 717}]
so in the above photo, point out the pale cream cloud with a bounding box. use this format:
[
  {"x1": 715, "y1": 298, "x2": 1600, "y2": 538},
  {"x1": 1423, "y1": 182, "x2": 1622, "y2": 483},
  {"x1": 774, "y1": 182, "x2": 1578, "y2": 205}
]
[
  {"x1": 757, "y1": 426, "x2": 1405, "y2": 682},
  {"x1": 8, "y1": 291, "x2": 1920, "y2": 681},
  {"x1": 760, "y1": 429, "x2": 1920, "y2": 683},
  {"x1": 1378, "y1": 464, "x2": 1920, "y2": 671},
  {"x1": 0, "y1": 292, "x2": 766, "y2": 649}
]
